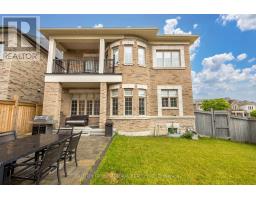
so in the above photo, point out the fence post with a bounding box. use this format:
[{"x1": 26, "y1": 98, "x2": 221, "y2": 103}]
[
  {"x1": 227, "y1": 111, "x2": 231, "y2": 138},
  {"x1": 211, "y1": 108, "x2": 215, "y2": 137},
  {"x1": 12, "y1": 95, "x2": 19, "y2": 131}
]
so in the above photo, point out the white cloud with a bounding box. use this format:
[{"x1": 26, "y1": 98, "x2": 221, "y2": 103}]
[
  {"x1": 190, "y1": 37, "x2": 200, "y2": 61},
  {"x1": 193, "y1": 24, "x2": 198, "y2": 29},
  {"x1": 163, "y1": 17, "x2": 199, "y2": 60},
  {"x1": 218, "y1": 14, "x2": 256, "y2": 31},
  {"x1": 163, "y1": 17, "x2": 191, "y2": 34},
  {"x1": 248, "y1": 58, "x2": 256, "y2": 63},
  {"x1": 192, "y1": 52, "x2": 256, "y2": 101},
  {"x1": 93, "y1": 23, "x2": 103, "y2": 28},
  {"x1": 237, "y1": 53, "x2": 247, "y2": 61}
]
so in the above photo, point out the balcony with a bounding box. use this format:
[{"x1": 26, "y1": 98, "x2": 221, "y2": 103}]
[{"x1": 52, "y1": 58, "x2": 116, "y2": 74}]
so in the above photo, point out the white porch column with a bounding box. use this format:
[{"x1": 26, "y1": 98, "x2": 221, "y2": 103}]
[
  {"x1": 99, "y1": 38, "x2": 105, "y2": 74},
  {"x1": 46, "y1": 37, "x2": 56, "y2": 73}
]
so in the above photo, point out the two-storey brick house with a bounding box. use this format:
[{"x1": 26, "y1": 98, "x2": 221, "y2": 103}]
[{"x1": 40, "y1": 28, "x2": 198, "y2": 135}]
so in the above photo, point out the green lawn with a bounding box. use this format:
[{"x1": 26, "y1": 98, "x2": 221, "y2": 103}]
[{"x1": 90, "y1": 135, "x2": 256, "y2": 185}]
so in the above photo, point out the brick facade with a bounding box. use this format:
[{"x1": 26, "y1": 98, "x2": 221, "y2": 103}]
[
  {"x1": 0, "y1": 29, "x2": 48, "y2": 104},
  {"x1": 42, "y1": 31, "x2": 196, "y2": 135}
]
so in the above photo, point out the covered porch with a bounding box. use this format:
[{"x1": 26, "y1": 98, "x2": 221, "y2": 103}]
[{"x1": 42, "y1": 82, "x2": 110, "y2": 132}]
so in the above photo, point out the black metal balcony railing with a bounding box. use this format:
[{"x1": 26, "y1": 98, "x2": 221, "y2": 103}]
[{"x1": 52, "y1": 58, "x2": 115, "y2": 74}]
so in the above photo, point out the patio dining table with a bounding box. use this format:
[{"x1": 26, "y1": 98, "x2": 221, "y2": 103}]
[{"x1": 0, "y1": 133, "x2": 70, "y2": 185}]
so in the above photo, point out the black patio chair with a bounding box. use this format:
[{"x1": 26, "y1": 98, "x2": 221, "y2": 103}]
[
  {"x1": 0, "y1": 131, "x2": 16, "y2": 145},
  {"x1": 11, "y1": 139, "x2": 67, "y2": 185},
  {"x1": 56, "y1": 127, "x2": 73, "y2": 136},
  {"x1": 60, "y1": 131, "x2": 82, "y2": 177}
]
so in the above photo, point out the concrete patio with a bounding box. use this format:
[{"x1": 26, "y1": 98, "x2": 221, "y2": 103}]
[{"x1": 14, "y1": 136, "x2": 111, "y2": 185}]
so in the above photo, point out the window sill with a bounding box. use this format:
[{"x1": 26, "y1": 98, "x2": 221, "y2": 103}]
[
  {"x1": 123, "y1": 63, "x2": 134, "y2": 66},
  {"x1": 138, "y1": 64, "x2": 146, "y2": 68},
  {"x1": 88, "y1": 115, "x2": 99, "y2": 117},
  {"x1": 153, "y1": 67, "x2": 186, "y2": 70},
  {"x1": 162, "y1": 107, "x2": 179, "y2": 110}
]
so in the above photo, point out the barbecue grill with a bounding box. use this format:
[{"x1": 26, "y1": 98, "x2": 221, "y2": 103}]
[{"x1": 31, "y1": 115, "x2": 54, "y2": 135}]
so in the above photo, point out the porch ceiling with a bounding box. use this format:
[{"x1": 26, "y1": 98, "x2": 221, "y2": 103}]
[
  {"x1": 59, "y1": 39, "x2": 99, "y2": 50},
  {"x1": 62, "y1": 82, "x2": 100, "y2": 89}
]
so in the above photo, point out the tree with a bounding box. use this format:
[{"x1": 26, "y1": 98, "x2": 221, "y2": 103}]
[
  {"x1": 201, "y1": 98, "x2": 230, "y2": 111},
  {"x1": 251, "y1": 110, "x2": 256, "y2": 118}
]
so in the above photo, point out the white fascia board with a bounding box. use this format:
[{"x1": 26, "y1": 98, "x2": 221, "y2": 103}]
[{"x1": 45, "y1": 74, "x2": 122, "y2": 83}]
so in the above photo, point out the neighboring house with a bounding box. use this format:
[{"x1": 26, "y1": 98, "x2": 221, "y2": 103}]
[
  {"x1": 239, "y1": 102, "x2": 256, "y2": 117},
  {"x1": 0, "y1": 26, "x2": 48, "y2": 104},
  {"x1": 193, "y1": 99, "x2": 203, "y2": 111},
  {"x1": 40, "y1": 27, "x2": 198, "y2": 135},
  {"x1": 228, "y1": 99, "x2": 246, "y2": 117}
]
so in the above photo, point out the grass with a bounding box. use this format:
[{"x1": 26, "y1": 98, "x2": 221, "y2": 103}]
[{"x1": 90, "y1": 135, "x2": 256, "y2": 185}]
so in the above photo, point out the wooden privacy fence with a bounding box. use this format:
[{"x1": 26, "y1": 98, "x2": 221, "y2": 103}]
[
  {"x1": 0, "y1": 97, "x2": 42, "y2": 135},
  {"x1": 195, "y1": 110, "x2": 256, "y2": 144}
]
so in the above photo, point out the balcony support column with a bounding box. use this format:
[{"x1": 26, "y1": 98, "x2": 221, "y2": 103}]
[
  {"x1": 47, "y1": 37, "x2": 56, "y2": 73},
  {"x1": 99, "y1": 82, "x2": 107, "y2": 129},
  {"x1": 99, "y1": 38, "x2": 105, "y2": 74}
]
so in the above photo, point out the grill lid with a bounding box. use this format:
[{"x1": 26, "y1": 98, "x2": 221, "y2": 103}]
[{"x1": 33, "y1": 115, "x2": 54, "y2": 123}]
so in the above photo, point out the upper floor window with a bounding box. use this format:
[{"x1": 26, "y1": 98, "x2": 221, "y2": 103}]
[
  {"x1": 138, "y1": 47, "x2": 145, "y2": 66},
  {"x1": 0, "y1": 43, "x2": 4, "y2": 60},
  {"x1": 161, "y1": 89, "x2": 178, "y2": 108},
  {"x1": 156, "y1": 50, "x2": 181, "y2": 68},
  {"x1": 124, "y1": 46, "x2": 133, "y2": 65},
  {"x1": 112, "y1": 47, "x2": 119, "y2": 66},
  {"x1": 124, "y1": 89, "x2": 133, "y2": 115}
]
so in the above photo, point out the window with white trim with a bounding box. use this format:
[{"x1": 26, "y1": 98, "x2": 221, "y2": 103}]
[
  {"x1": 138, "y1": 89, "x2": 146, "y2": 115},
  {"x1": 78, "y1": 100, "x2": 85, "y2": 115},
  {"x1": 71, "y1": 99, "x2": 78, "y2": 116},
  {"x1": 111, "y1": 89, "x2": 118, "y2": 115},
  {"x1": 161, "y1": 89, "x2": 178, "y2": 108},
  {"x1": 0, "y1": 43, "x2": 4, "y2": 60},
  {"x1": 112, "y1": 47, "x2": 119, "y2": 66},
  {"x1": 94, "y1": 100, "x2": 100, "y2": 115},
  {"x1": 87, "y1": 100, "x2": 93, "y2": 115},
  {"x1": 124, "y1": 89, "x2": 133, "y2": 115},
  {"x1": 138, "y1": 47, "x2": 145, "y2": 66},
  {"x1": 156, "y1": 50, "x2": 181, "y2": 67},
  {"x1": 124, "y1": 46, "x2": 133, "y2": 65}
]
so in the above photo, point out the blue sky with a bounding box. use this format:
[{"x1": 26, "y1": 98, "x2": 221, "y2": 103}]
[{"x1": 1, "y1": 14, "x2": 256, "y2": 101}]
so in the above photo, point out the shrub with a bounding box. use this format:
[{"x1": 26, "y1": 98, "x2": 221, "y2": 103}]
[
  {"x1": 181, "y1": 130, "x2": 194, "y2": 139},
  {"x1": 201, "y1": 98, "x2": 230, "y2": 111},
  {"x1": 251, "y1": 110, "x2": 256, "y2": 118}
]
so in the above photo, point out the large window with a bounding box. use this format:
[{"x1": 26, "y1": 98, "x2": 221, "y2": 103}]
[
  {"x1": 0, "y1": 43, "x2": 4, "y2": 60},
  {"x1": 139, "y1": 89, "x2": 146, "y2": 115},
  {"x1": 111, "y1": 89, "x2": 118, "y2": 115},
  {"x1": 124, "y1": 89, "x2": 133, "y2": 115},
  {"x1": 124, "y1": 46, "x2": 133, "y2": 65},
  {"x1": 94, "y1": 100, "x2": 100, "y2": 115},
  {"x1": 71, "y1": 99, "x2": 78, "y2": 116},
  {"x1": 87, "y1": 100, "x2": 93, "y2": 115},
  {"x1": 138, "y1": 47, "x2": 145, "y2": 66},
  {"x1": 161, "y1": 89, "x2": 178, "y2": 108},
  {"x1": 156, "y1": 50, "x2": 180, "y2": 67},
  {"x1": 78, "y1": 100, "x2": 85, "y2": 115},
  {"x1": 112, "y1": 47, "x2": 119, "y2": 66}
]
